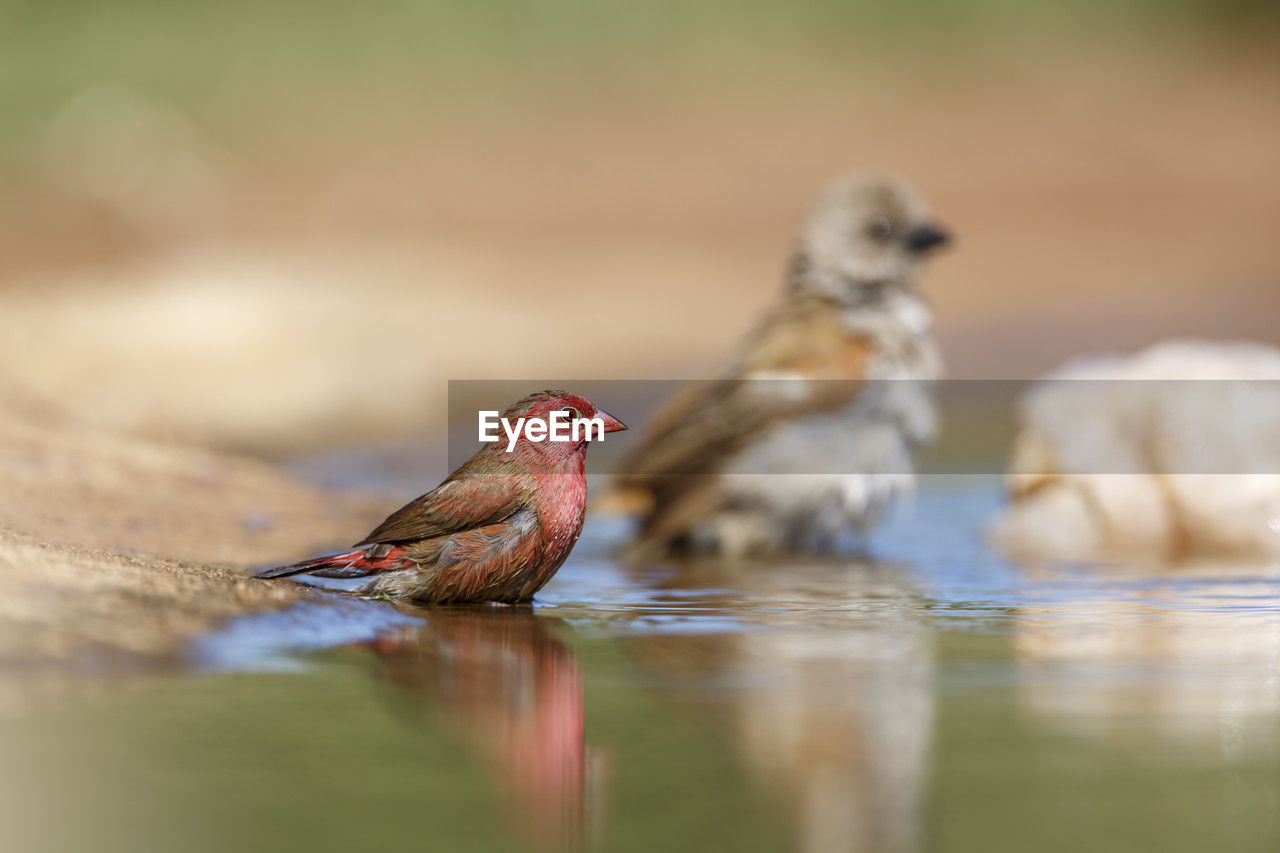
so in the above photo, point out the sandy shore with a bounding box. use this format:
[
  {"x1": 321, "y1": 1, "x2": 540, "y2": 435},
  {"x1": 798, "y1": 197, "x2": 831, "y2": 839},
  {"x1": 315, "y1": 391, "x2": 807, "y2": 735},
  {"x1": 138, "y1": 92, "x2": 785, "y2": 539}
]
[{"x1": 0, "y1": 386, "x2": 386, "y2": 694}]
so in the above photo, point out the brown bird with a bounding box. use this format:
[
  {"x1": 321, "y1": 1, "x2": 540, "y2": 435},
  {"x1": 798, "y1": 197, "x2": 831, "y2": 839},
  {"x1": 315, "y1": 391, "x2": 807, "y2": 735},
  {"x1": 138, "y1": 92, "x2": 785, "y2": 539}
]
[
  {"x1": 257, "y1": 390, "x2": 626, "y2": 604},
  {"x1": 615, "y1": 174, "x2": 950, "y2": 557}
]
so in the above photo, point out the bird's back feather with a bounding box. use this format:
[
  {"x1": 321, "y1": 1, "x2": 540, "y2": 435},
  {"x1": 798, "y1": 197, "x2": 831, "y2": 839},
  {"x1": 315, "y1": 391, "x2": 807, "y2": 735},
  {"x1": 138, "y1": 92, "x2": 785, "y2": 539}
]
[{"x1": 356, "y1": 463, "x2": 527, "y2": 546}]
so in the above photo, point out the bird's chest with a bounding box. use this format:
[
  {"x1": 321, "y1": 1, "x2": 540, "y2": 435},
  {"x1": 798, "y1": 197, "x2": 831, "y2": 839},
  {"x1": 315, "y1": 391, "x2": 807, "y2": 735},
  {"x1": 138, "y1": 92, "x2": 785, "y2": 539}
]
[
  {"x1": 845, "y1": 295, "x2": 941, "y2": 381},
  {"x1": 532, "y1": 475, "x2": 588, "y2": 562}
]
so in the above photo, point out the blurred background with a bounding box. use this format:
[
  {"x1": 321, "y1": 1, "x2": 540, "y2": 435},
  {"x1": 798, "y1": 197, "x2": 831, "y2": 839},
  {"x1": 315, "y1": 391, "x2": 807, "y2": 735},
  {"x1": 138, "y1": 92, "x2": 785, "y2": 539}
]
[
  {"x1": 3, "y1": 5, "x2": 1280, "y2": 853},
  {"x1": 1, "y1": 0, "x2": 1277, "y2": 455}
]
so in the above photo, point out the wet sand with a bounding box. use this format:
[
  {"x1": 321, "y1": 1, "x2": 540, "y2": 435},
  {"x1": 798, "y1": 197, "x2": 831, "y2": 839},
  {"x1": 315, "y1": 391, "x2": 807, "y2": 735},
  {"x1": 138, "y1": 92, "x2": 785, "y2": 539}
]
[{"x1": 0, "y1": 388, "x2": 385, "y2": 690}]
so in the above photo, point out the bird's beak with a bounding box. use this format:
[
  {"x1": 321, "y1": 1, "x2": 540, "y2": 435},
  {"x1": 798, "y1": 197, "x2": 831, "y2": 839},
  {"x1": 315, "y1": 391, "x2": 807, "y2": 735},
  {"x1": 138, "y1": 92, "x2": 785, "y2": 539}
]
[
  {"x1": 905, "y1": 223, "x2": 951, "y2": 252},
  {"x1": 596, "y1": 409, "x2": 628, "y2": 433}
]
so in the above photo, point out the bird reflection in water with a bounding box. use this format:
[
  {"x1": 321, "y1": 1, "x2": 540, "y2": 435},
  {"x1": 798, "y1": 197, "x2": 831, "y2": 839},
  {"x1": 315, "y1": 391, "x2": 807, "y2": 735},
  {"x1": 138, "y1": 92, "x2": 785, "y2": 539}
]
[
  {"x1": 360, "y1": 607, "x2": 601, "y2": 849},
  {"x1": 1013, "y1": 559, "x2": 1280, "y2": 740},
  {"x1": 623, "y1": 557, "x2": 932, "y2": 853}
]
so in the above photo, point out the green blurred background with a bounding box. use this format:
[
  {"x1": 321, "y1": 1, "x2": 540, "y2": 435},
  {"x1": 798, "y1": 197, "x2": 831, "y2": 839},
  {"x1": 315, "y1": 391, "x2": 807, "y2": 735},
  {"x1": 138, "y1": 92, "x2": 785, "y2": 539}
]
[{"x1": 0, "y1": 0, "x2": 1276, "y2": 453}]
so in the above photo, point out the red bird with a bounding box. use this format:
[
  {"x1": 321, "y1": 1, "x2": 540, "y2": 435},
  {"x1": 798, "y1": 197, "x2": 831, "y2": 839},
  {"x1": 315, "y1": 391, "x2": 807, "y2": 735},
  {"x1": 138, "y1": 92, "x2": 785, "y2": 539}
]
[{"x1": 257, "y1": 390, "x2": 626, "y2": 604}]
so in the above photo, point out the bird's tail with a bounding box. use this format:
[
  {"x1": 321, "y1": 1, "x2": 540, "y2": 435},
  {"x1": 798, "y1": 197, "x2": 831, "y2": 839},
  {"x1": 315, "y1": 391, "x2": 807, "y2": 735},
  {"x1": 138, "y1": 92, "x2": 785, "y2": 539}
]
[{"x1": 255, "y1": 544, "x2": 408, "y2": 580}]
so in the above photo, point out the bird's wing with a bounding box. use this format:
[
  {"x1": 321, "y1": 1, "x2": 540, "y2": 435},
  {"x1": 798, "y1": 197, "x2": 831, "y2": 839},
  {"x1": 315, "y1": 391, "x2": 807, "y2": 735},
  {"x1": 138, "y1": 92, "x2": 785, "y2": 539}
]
[
  {"x1": 617, "y1": 297, "x2": 873, "y2": 482},
  {"x1": 616, "y1": 297, "x2": 874, "y2": 550},
  {"x1": 355, "y1": 472, "x2": 524, "y2": 546}
]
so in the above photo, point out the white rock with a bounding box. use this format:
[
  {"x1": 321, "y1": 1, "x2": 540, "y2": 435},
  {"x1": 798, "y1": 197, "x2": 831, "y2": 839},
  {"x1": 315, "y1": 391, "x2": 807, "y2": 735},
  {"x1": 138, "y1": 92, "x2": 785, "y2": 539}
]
[{"x1": 990, "y1": 339, "x2": 1280, "y2": 561}]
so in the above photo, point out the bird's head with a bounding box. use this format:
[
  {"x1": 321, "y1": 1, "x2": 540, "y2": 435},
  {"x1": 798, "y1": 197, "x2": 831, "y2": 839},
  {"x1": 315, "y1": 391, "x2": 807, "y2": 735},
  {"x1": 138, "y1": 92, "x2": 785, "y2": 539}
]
[
  {"x1": 790, "y1": 173, "x2": 950, "y2": 302},
  {"x1": 500, "y1": 390, "x2": 627, "y2": 463}
]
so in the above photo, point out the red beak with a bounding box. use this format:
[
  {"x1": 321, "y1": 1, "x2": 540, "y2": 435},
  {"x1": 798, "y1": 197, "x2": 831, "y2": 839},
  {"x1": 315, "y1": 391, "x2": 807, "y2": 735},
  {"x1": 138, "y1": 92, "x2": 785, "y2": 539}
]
[{"x1": 596, "y1": 408, "x2": 628, "y2": 433}]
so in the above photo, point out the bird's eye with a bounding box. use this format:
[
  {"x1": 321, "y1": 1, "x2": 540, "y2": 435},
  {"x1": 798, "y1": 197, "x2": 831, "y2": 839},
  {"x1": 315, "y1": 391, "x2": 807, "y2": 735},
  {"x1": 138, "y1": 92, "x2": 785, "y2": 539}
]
[
  {"x1": 866, "y1": 217, "x2": 894, "y2": 241},
  {"x1": 562, "y1": 406, "x2": 581, "y2": 420}
]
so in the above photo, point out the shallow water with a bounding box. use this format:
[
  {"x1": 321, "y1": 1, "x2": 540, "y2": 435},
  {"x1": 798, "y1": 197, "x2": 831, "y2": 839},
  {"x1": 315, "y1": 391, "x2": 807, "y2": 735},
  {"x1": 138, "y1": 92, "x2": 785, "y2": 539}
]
[{"x1": 3, "y1": 477, "x2": 1280, "y2": 852}]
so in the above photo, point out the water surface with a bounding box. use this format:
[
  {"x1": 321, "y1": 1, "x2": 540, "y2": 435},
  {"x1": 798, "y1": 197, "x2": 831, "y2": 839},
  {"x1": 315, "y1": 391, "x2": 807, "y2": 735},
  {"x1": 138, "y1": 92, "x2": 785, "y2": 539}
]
[{"x1": 2, "y1": 477, "x2": 1278, "y2": 852}]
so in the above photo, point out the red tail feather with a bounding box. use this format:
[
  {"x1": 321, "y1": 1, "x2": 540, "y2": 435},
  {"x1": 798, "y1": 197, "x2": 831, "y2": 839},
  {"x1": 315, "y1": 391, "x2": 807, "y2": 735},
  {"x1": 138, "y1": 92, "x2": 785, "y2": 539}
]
[{"x1": 254, "y1": 544, "x2": 408, "y2": 580}]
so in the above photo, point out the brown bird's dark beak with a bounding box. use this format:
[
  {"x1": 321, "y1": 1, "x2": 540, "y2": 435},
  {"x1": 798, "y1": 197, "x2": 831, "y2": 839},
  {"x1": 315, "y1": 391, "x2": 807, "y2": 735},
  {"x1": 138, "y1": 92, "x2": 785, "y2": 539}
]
[
  {"x1": 905, "y1": 223, "x2": 951, "y2": 252},
  {"x1": 596, "y1": 409, "x2": 628, "y2": 433}
]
